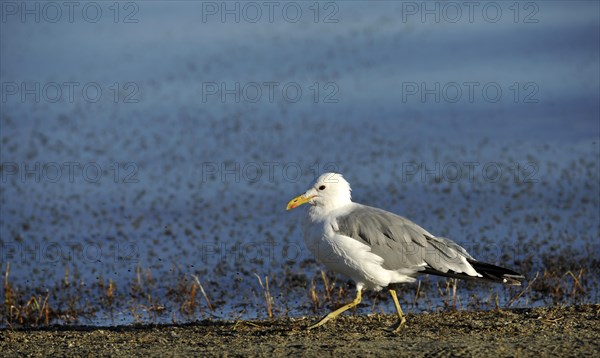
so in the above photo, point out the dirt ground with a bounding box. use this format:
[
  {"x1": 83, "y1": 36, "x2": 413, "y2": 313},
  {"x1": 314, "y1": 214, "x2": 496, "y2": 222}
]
[{"x1": 1, "y1": 304, "x2": 598, "y2": 357}]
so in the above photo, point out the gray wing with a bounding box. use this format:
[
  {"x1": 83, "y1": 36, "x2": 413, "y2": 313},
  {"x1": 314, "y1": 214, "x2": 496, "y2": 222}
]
[{"x1": 335, "y1": 204, "x2": 476, "y2": 275}]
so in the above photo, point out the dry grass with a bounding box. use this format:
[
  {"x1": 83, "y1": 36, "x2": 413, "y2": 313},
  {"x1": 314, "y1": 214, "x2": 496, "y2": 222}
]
[
  {"x1": 436, "y1": 278, "x2": 460, "y2": 310},
  {"x1": 1, "y1": 260, "x2": 597, "y2": 327},
  {"x1": 191, "y1": 275, "x2": 214, "y2": 315},
  {"x1": 128, "y1": 266, "x2": 166, "y2": 322},
  {"x1": 308, "y1": 270, "x2": 350, "y2": 313},
  {"x1": 2, "y1": 263, "x2": 98, "y2": 326},
  {"x1": 254, "y1": 274, "x2": 274, "y2": 318},
  {"x1": 3, "y1": 263, "x2": 51, "y2": 326}
]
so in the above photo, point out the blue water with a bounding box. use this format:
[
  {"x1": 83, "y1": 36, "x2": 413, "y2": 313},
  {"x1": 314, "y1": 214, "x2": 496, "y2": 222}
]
[{"x1": 1, "y1": 1, "x2": 598, "y2": 325}]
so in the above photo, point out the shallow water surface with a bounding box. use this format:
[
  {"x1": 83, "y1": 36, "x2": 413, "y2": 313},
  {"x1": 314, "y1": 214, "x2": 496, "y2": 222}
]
[{"x1": 1, "y1": 1, "x2": 598, "y2": 326}]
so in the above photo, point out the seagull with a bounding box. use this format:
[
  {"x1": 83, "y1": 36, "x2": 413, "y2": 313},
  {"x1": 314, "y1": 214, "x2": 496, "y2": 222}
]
[{"x1": 286, "y1": 173, "x2": 525, "y2": 332}]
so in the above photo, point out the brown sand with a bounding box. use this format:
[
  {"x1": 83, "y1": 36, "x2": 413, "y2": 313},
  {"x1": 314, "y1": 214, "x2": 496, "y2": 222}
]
[{"x1": 1, "y1": 305, "x2": 598, "y2": 357}]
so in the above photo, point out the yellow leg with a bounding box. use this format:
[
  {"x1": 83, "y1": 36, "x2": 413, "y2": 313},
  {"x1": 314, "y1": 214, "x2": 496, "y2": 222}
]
[
  {"x1": 308, "y1": 289, "x2": 362, "y2": 330},
  {"x1": 388, "y1": 289, "x2": 407, "y2": 333}
]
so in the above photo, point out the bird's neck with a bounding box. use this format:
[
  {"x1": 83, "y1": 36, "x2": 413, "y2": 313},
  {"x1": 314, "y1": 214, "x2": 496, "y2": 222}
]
[{"x1": 309, "y1": 200, "x2": 353, "y2": 219}]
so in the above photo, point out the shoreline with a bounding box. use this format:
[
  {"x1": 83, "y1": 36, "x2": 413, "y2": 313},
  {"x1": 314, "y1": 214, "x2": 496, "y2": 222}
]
[{"x1": 2, "y1": 304, "x2": 598, "y2": 356}]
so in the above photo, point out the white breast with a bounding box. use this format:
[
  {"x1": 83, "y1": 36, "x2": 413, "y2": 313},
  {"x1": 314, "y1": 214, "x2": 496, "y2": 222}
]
[{"x1": 302, "y1": 213, "x2": 417, "y2": 291}]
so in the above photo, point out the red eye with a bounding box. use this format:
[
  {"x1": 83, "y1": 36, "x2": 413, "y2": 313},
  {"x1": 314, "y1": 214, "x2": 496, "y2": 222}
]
[{"x1": 319, "y1": 185, "x2": 326, "y2": 190}]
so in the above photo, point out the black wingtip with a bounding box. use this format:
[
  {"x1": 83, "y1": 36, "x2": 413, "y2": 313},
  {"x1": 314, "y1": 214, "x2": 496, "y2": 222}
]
[
  {"x1": 500, "y1": 274, "x2": 526, "y2": 286},
  {"x1": 468, "y1": 259, "x2": 525, "y2": 286},
  {"x1": 420, "y1": 260, "x2": 525, "y2": 285}
]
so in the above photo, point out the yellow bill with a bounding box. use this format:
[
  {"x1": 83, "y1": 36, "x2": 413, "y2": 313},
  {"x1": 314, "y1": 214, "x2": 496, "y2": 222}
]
[{"x1": 286, "y1": 194, "x2": 315, "y2": 211}]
